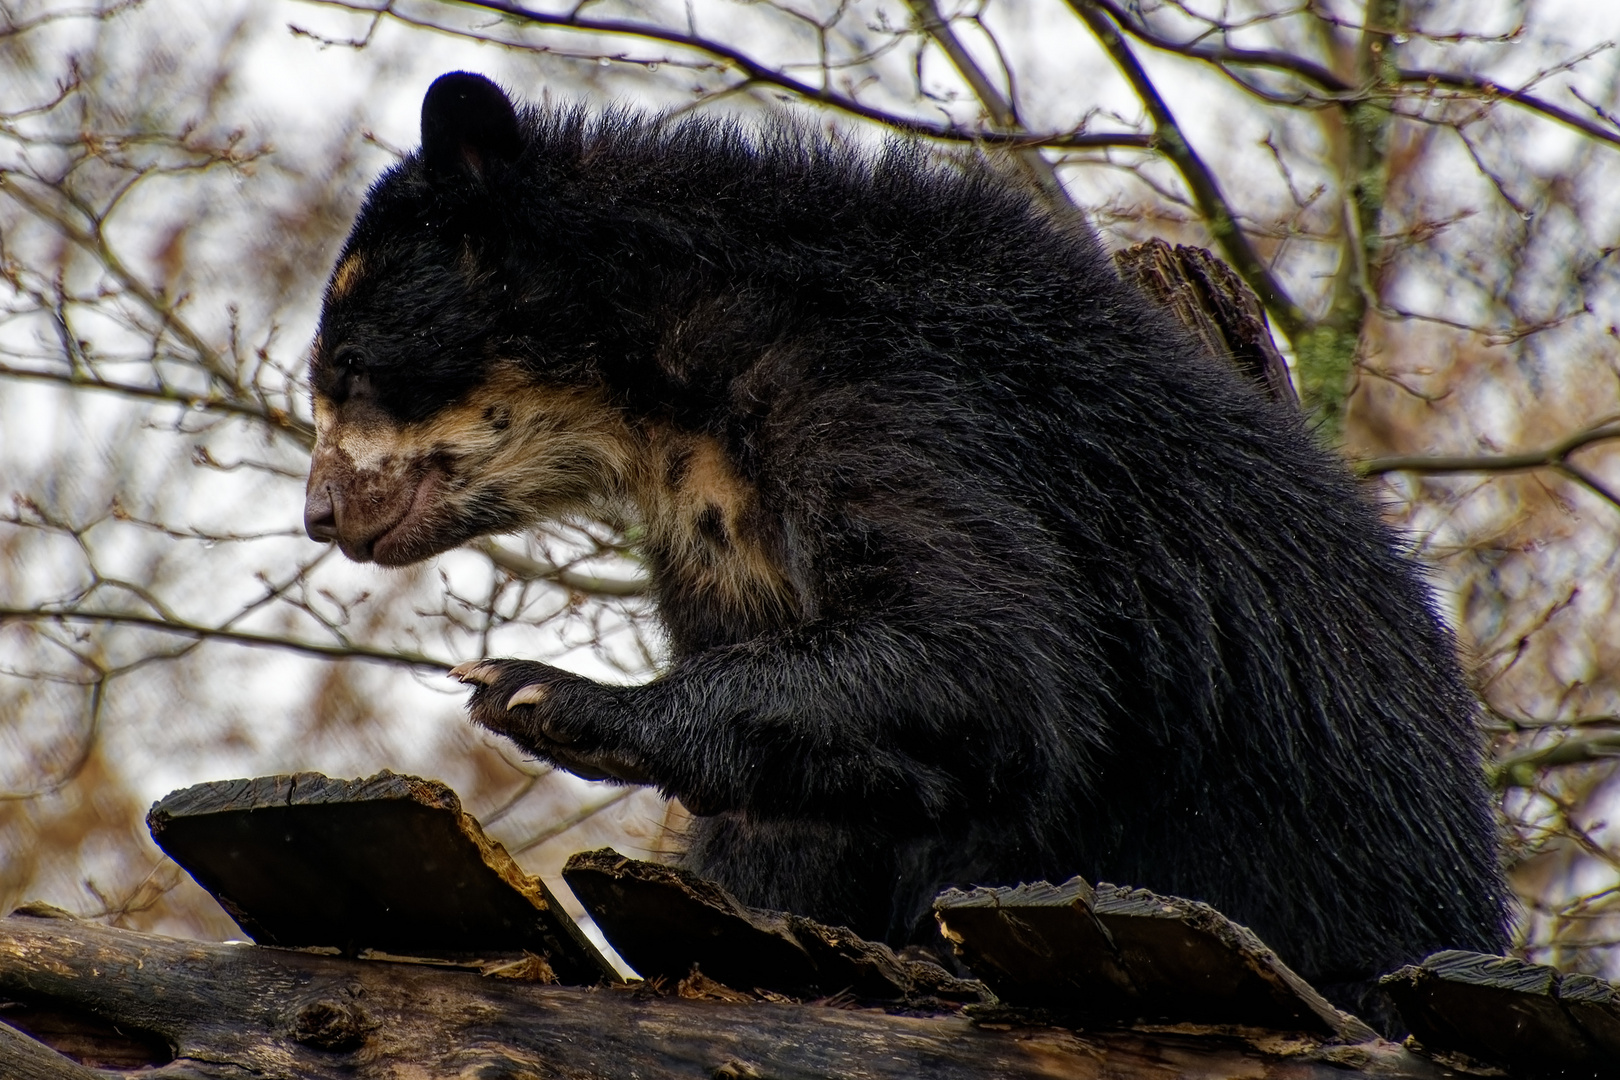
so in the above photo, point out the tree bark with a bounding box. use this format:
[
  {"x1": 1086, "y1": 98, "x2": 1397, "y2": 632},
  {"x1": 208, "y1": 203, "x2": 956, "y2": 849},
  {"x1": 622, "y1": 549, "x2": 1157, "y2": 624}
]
[
  {"x1": 0, "y1": 910, "x2": 1465, "y2": 1080},
  {"x1": 1113, "y1": 238, "x2": 1298, "y2": 408}
]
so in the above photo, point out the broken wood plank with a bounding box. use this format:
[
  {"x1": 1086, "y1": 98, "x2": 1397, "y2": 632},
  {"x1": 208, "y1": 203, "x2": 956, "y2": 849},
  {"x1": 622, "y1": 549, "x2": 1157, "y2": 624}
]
[
  {"x1": 561, "y1": 847, "x2": 822, "y2": 991},
  {"x1": 1557, "y1": 973, "x2": 1620, "y2": 1059},
  {"x1": 1090, "y1": 885, "x2": 1355, "y2": 1034},
  {"x1": 1381, "y1": 949, "x2": 1620, "y2": 1074},
  {"x1": 926, "y1": 877, "x2": 1128, "y2": 1011},
  {"x1": 1113, "y1": 238, "x2": 1298, "y2": 407},
  {"x1": 561, "y1": 848, "x2": 969, "y2": 1002},
  {"x1": 0, "y1": 910, "x2": 1468, "y2": 1079},
  {"x1": 935, "y1": 878, "x2": 1362, "y2": 1039},
  {"x1": 147, "y1": 770, "x2": 616, "y2": 984}
]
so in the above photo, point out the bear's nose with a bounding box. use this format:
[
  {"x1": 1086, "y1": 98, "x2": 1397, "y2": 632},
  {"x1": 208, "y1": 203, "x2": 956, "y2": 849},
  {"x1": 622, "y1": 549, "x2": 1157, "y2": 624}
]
[{"x1": 304, "y1": 484, "x2": 340, "y2": 542}]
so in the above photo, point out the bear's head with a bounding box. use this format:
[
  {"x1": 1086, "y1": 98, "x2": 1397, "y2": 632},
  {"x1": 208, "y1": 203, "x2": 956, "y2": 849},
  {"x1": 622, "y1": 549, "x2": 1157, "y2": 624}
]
[{"x1": 303, "y1": 73, "x2": 638, "y2": 566}]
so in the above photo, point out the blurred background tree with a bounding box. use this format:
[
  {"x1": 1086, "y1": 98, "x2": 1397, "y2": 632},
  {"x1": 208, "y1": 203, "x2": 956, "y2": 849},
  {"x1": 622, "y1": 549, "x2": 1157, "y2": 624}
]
[{"x1": 3, "y1": 0, "x2": 1619, "y2": 977}]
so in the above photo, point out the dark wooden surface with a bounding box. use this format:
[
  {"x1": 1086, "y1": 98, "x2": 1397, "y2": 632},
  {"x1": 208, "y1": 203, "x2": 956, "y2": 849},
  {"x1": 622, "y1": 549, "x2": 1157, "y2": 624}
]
[
  {"x1": 1382, "y1": 950, "x2": 1620, "y2": 1075},
  {"x1": 1114, "y1": 238, "x2": 1298, "y2": 407},
  {"x1": 935, "y1": 878, "x2": 1364, "y2": 1039},
  {"x1": 0, "y1": 911, "x2": 1467, "y2": 1080},
  {"x1": 931, "y1": 877, "x2": 1124, "y2": 1008},
  {"x1": 34, "y1": 769, "x2": 1613, "y2": 1077},
  {"x1": 564, "y1": 846, "x2": 825, "y2": 990},
  {"x1": 563, "y1": 847, "x2": 981, "y2": 1003},
  {"x1": 147, "y1": 771, "x2": 616, "y2": 983},
  {"x1": 0, "y1": 999, "x2": 173, "y2": 1076}
]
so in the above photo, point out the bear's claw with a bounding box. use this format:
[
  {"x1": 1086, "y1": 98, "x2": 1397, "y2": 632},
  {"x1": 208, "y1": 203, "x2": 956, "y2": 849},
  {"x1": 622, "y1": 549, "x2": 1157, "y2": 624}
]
[
  {"x1": 506, "y1": 683, "x2": 549, "y2": 709},
  {"x1": 449, "y1": 659, "x2": 502, "y2": 685}
]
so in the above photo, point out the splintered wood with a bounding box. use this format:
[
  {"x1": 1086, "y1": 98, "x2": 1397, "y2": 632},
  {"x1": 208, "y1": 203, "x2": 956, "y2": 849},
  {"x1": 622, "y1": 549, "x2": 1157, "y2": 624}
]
[
  {"x1": 933, "y1": 877, "x2": 1363, "y2": 1038},
  {"x1": 1382, "y1": 949, "x2": 1620, "y2": 1073},
  {"x1": 145, "y1": 770, "x2": 616, "y2": 984},
  {"x1": 1113, "y1": 238, "x2": 1298, "y2": 408},
  {"x1": 562, "y1": 847, "x2": 981, "y2": 1004}
]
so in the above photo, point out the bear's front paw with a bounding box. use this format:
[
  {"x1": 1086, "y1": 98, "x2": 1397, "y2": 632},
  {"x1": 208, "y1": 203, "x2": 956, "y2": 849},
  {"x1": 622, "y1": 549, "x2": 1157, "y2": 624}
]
[{"x1": 451, "y1": 658, "x2": 650, "y2": 784}]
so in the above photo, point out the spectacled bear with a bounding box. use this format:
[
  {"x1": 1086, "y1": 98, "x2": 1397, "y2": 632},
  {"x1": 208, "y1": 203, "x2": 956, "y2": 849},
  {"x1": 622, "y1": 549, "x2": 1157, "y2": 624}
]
[{"x1": 303, "y1": 71, "x2": 1508, "y2": 1020}]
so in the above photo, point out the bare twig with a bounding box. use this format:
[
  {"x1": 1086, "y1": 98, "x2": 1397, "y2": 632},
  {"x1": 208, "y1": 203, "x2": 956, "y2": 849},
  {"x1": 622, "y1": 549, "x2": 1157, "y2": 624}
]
[
  {"x1": 0, "y1": 607, "x2": 454, "y2": 670},
  {"x1": 1495, "y1": 733, "x2": 1620, "y2": 788},
  {"x1": 1065, "y1": 0, "x2": 1308, "y2": 341},
  {"x1": 295, "y1": 0, "x2": 1151, "y2": 152},
  {"x1": 1088, "y1": 0, "x2": 1620, "y2": 151},
  {"x1": 0, "y1": 175, "x2": 236, "y2": 387},
  {"x1": 1358, "y1": 422, "x2": 1620, "y2": 504},
  {"x1": 477, "y1": 540, "x2": 647, "y2": 598},
  {"x1": 509, "y1": 786, "x2": 638, "y2": 854},
  {"x1": 906, "y1": 0, "x2": 1078, "y2": 216},
  {"x1": 0, "y1": 363, "x2": 314, "y2": 445}
]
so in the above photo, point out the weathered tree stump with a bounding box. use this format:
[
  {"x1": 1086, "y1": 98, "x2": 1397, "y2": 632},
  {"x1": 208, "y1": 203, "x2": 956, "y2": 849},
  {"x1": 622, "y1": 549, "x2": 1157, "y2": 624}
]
[{"x1": 1114, "y1": 238, "x2": 1298, "y2": 407}]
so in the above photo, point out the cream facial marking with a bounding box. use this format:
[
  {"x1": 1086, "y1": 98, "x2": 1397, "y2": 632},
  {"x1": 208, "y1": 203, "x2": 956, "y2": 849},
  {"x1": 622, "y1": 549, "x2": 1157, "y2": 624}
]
[
  {"x1": 313, "y1": 396, "x2": 336, "y2": 440},
  {"x1": 310, "y1": 394, "x2": 400, "y2": 476},
  {"x1": 335, "y1": 424, "x2": 406, "y2": 474},
  {"x1": 311, "y1": 361, "x2": 795, "y2": 607},
  {"x1": 329, "y1": 252, "x2": 365, "y2": 300},
  {"x1": 308, "y1": 363, "x2": 645, "y2": 564}
]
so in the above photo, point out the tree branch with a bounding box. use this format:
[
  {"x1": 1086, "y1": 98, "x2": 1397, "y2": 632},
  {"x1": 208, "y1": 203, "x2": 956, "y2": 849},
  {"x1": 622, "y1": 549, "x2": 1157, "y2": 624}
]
[
  {"x1": 0, "y1": 607, "x2": 453, "y2": 671},
  {"x1": 0, "y1": 363, "x2": 314, "y2": 447},
  {"x1": 476, "y1": 540, "x2": 647, "y2": 598},
  {"x1": 1085, "y1": 0, "x2": 1620, "y2": 151},
  {"x1": 1494, "y1": 732, "x2": 1620, "y2": 789},
  {"x1": 1358, "y1": 422, "x2": 1620, "y2": 511},
  {"x1": 1065, "y1": 1, "x2": 1308, "y2": 342},
  {"x1": 1357, "y1": 423, "x2": 1620, "y2": 476},
  {"x1": 297, "y1": 0, "x2": 1151, "y2": 152},
  {"x1": 1402, "y1": 65, "x2": 1620, "y2": 150},
  {"x1": 0, "y1": 174, "x2": 237, "y2": 388},
  {"x1": 906, "y1": 0, "x2": 1080, "y2": 217},
  {"x1": 508, "y1": 787, "x2": 637, "y2": 854}
]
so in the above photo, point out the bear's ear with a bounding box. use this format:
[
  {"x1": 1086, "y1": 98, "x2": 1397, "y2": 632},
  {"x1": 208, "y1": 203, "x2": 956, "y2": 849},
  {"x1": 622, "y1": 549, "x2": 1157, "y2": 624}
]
[{"x1": 421, "y1": 72, "x2": 522, "y2": 181}]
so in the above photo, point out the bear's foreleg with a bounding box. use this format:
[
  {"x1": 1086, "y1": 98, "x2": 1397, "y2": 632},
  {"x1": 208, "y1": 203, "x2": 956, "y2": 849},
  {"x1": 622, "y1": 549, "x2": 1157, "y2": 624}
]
[{"x1": 454, "y1": 622, "x2": 1078, "y2": 823}]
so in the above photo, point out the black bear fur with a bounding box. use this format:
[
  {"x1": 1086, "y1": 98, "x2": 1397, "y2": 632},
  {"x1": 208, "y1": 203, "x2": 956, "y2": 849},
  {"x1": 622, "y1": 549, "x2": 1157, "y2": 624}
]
[{"x1": 305, "y1": 71, "x2": 1508, "y2": 1022}]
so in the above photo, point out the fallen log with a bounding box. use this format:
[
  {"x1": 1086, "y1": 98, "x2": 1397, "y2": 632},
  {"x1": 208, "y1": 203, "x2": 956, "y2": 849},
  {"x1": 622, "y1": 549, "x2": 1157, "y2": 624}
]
[
  {"x1": 20, "y1": 769, "x2": 1606, "y2": 1076},
  {"x1": 0, "y1": 908, "x2": 1465, "y2": 1080}
]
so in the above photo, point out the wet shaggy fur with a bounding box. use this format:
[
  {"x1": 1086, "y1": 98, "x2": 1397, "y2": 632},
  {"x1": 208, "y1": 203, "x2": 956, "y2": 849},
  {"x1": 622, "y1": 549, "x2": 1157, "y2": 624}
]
[{"x1": 310, "y1": 73, "x2": 1508, "y2": 1021}]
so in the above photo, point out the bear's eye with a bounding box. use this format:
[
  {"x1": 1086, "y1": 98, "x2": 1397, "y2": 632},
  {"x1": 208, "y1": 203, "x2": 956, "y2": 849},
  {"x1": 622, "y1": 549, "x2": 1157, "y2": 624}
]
[{"x1": 329, "y1": 345, "x2": 373, "y2": 405}]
